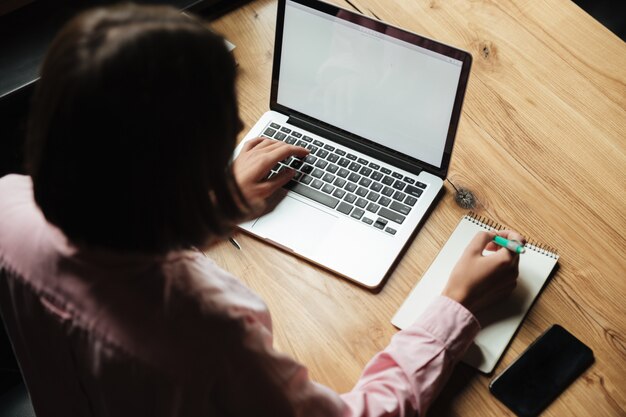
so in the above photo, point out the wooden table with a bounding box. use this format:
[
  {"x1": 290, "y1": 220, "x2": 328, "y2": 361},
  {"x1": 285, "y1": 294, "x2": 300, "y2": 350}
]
[{"x1": 206, "y1": 0, "x2": 626, "y2": 415}]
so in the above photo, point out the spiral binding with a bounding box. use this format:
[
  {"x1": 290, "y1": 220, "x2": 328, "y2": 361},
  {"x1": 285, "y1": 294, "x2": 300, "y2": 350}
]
[{"x1": 464, "y1": 212, "x2": 559, "y2": 259}]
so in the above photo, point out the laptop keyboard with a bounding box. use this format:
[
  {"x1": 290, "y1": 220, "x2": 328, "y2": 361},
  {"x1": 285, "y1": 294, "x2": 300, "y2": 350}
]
[{"x1": 261, "y1": 122, "x2": 427, "y2": 235}]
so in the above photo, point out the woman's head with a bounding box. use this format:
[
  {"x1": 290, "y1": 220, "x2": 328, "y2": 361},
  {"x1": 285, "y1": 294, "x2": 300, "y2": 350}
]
[{"x1": 27, "y1": 4, "x2": 245, "y2": 253}]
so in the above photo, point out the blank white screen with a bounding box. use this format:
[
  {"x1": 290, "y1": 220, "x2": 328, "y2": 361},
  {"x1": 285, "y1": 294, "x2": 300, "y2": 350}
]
[{"x1": 277, "y1": 1, "x2": 463, "y2": 168}]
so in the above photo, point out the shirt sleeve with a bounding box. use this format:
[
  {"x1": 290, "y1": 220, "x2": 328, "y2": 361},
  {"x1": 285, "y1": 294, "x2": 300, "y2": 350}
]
[
  {"x1": 225, "y1": 294, "x2": 479, "y2": 417},
  {"x1": 339, "y1": 295, "x2": 480, "y2": 417}
]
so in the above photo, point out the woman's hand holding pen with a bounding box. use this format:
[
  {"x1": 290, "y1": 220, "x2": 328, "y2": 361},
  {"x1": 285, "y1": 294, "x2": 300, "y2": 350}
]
[
  {"x1": 232, "y1": 137, "x2": 309, "y2": 217},
  {"x1": 442, "y1": 230, "x2": 524, "y2": 316}
]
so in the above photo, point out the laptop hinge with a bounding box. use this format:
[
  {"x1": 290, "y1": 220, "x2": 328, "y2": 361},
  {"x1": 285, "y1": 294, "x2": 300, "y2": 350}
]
[{"x1": 287, "y1": 115, "x2": 425, "y2": 177}]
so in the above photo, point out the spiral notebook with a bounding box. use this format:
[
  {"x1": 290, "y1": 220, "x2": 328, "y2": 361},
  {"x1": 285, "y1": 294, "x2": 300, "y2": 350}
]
[{"x1": 392, "y1": 213, "x2": 559, "y2": 373}]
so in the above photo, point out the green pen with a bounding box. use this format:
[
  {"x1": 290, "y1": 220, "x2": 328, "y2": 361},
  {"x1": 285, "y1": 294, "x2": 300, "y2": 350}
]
[{"x1": 493, "y1": 235, "x2": 526, "y2": 254}]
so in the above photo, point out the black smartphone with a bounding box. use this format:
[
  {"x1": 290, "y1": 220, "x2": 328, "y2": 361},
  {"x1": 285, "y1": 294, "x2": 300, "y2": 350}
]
[{"x1": 489, "y1": 324, "x2": 594, "y2": 417}]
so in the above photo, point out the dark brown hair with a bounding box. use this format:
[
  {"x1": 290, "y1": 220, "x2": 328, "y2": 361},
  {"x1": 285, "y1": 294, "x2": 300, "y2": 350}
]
[{"x1": 26, "y1": 4, "x2": 246, "y2": 253}]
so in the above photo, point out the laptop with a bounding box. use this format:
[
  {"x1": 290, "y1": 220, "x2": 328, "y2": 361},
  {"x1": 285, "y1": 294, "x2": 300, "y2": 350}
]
[{"x1": 234, "y1": 0, "x2": 472, "y2": 289}]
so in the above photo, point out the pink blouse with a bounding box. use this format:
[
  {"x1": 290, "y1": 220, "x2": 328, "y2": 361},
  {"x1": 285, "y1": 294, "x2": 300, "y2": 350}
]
[{"x1": 0, "y1": 174, "x2": 479, "y2": 417}]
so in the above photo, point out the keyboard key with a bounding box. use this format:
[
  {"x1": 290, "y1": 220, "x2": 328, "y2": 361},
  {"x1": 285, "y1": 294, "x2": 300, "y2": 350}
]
[
  {"x1": 293, "y1": 171, "x2": 302, "y2": 180},
  {"x1": 373, "y1": 218, "x2": 387, "y2": 229},
  {"x1": 285, "y1": 136, "x2": 297, "y2": 144},
  {"x1": 358, "y1": 158, "x2": 368, "y2": 165},
  {"x1": 344, "y1": 193, "x2": 357, "y2": 203},
  {"x1": 269, "y1": 122, "x2": 281, "y2": 129},
  {"x1": 405, "y1": 196, "x2": 418, "y2": 206},
  {"x1": 356, "y1": 187, "x2": 368, "y2": 197},
  {"x1": 327, "y1": 153, "x2": 339, "y2": 163},
  {"x1": 323, "y1": 144, "x2": 335, "y2": 151},
  {"x1": 362, "y1": 217, "x2": 373, "y2": 225},
  {"x1": 371, "y1": 171, "x2": 383, "y2": 181},
  {"x1": 322, "y1": 173, "x2": 335, "y2": 183},
  {"x1": 378, "y1": 207, "x2": 405, "y2": 224},
  {"x1": 315, "y1": 160, "x2": 328, "y2": 169},
  {"x1": 382, "y1": 176, "x2": 394, "y2": 185},
  {"x1": 334, "y1": 178, "x2": 347, "y2": 187},
  {"x1": 382, "y1": 186, "x2": 394, "y2": 197},
  {"x1": 390, "y1": 201, "x2": 411, "y2": 215},
  {"x1": 317, "y1": 149, "x2": 329, "y2": 159},
  {"x1": 345, "y1": 182, "x2": 357, "y2": 192},
  {"x1": 326, "y1": 164, "x2": 339, "y2": 173},
  {"x1": 322, "y1": 184, "x2": 334, "y2": 194},
  {"x1": 338, "y1": 158, "x2": 350, "y2": 167},
  {"x1": 368, "y1": 162, "x2": 380, "y2": 170},
  {"x1": 355, "y1": 198, "x2": 368, "y2": 208},
  {"x1": 348, "y1": 162, "x2": 361, "y2": 172},
  {"x1": 360, "y1": 166, "x2": 372, "y2": 176},
  {"x1": 334, "y1": 149, "x2": 346, "y2": 156},
  {"x1": 393, "y1": 180, "x2": 406, "y2": 190},
  {"x1": 346, "y1": 153, "x2": 357, "y2": 160},
  {"x1": 296, "y1": 140, "x2": 308, "y2": 147},
  {"x1": 284, "y1": 181, "x2": 339, "y2": 209},
  {"x1": 403, "y1": 176, "x2": 415, "y2": 184},
  {"x1": 337, "y1": 168, "x2": 350, "y2": 178},
  {"x1": 381, "y1": 167, "x2": 391, "y2": 174},
  {"x1": 366, "y1": 202, "x2": 380, "y2": 213},
  {"x1": 366, "y1": 191, "x2": 380, "y2": 202},
  {"x1": 351, "y1": 208, "x2": 365, "y2": 220},
  {"x1": 392, "y1": 172, "x2": 403, "y2": 179},
  {"x1": 337, "y1": 202, "x2": 353, "y2": 215},
  {"x1": 264, "y1": 127, "x2": 277, "y2": 136},
  {"x1": 313, "y1": 139, "x2": 324, "y2": 146},
  {"x1": 392, "y1": 191, "x2": 406, "y2": 201},
  {"x1": 280, "y1": 127, "x2": 292, "y2": 133},
  {"x1": 405, "y1": 185, "x2": 424, "y2": 198},
  {"x1": 292, "y1": 131, "x2": 302, "y2": 138},
  {"x1": 385, "y1": 227, "x2": 397, "y2": 235},
  {"x1": 300, "y1": 175, "x2": 312, "y2": 185},
  {"x1": 275, "y1": 132, "x2": 287, "y2": 140},
  {"x1": 348, "y1": 173, "x2": 361, "y2": 183},
  {"x1": 370, "y1": 182, "x2": 383, "y2": 192},
  {"x1": 290, "y1": 159, "x2": 303, "y2": 169},
  {"x1": 307, "y1": 145, "x2": 318, "y2": 154},
  {"x1": 333, "y1": 188, "x2": 346, "y2": 199},
  {"x1": 379, "y1": 196, "x2": 391, "y2": 207},
  {"x1": 300, "y1": 164, "x2": 313, "y2": 174},
  {"x1": 311, "y1": 168, "x2": 324, "y2": 178},
  {"x1": 416, "y1": 181, "x2": 427, "y2": 189},
  {"x1": 302, "y1": 135, "x2": 313, "y2": 142},
  {"x1": 311, "y1": 179, "x2": 323, "y2": 189},
  {"x1": 304, "y1": 155, "x2": 317, "y2": 164},
  {"x1": 359, "y1": 177, "x2": 372, "y2": 187}
]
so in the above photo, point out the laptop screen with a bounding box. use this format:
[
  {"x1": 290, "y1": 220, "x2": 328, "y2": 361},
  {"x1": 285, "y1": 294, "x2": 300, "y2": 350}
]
[{"x1": 273, "y1": 0, "x2": 470, "y2": 171}]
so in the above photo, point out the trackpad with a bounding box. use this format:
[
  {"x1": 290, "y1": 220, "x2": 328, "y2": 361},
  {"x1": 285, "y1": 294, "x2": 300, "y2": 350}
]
[{"x1": 252, "y1": 196, "x2": 338, "y2": 253}]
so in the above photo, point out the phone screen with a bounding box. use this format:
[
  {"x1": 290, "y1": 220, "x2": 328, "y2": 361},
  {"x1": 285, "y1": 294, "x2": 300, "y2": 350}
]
[{"x1": 489, "y1": 325, "x2": 594, "y2": 417}]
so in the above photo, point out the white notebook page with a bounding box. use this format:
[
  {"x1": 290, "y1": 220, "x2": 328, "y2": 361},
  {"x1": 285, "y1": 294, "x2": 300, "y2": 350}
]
[{"x1": 391, "y1": 214, "x2": 559, "y2": 373}]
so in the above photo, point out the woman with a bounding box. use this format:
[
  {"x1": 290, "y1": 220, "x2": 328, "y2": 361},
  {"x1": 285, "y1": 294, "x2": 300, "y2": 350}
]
[{"x1": 0, "y1": 5, "x2": 521, "y2": 417}]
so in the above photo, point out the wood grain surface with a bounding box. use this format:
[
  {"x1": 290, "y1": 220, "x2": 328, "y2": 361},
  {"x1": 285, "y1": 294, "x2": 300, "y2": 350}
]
[{"x1": 206, "y1": 0, "x2": 626, "y2": 415}]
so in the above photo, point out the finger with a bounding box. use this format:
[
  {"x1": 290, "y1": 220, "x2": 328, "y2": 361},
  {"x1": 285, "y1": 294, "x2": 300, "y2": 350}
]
[
  {"x1": 265, "y1": 143, "x2": 309, "y2": 164},
  {"x1": 491, "y1": 243, "x2": 516, "y2": 265},
  {"x1": 252, "y1": 137, "x2": 281, "y2": 151},
  {"x1": 496, "y1": 229, "x2": 526, "y2": 245},
  {"x1": 257, "y1": 169, "x2": 295, "y2": 196},
  {"x1": 466, "y1": 231, "x2": 497, "y2": 255},
  {"x1": 241, "y1": 137, "x2": 266, "y2": 152}
]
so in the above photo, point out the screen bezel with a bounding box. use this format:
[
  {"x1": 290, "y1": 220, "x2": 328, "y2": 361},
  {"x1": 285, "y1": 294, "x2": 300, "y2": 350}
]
[{"x1": 270, "y1": 0, "x2": 472, "y2": 178}]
